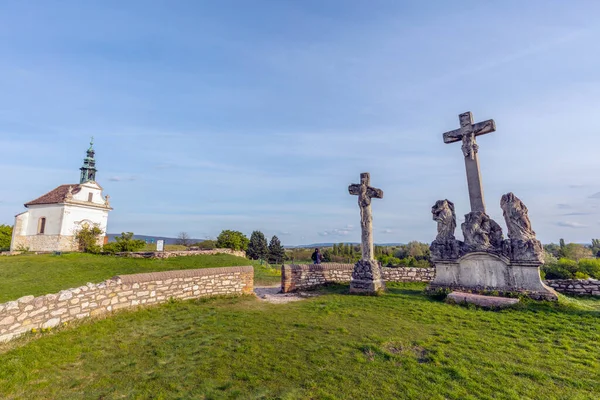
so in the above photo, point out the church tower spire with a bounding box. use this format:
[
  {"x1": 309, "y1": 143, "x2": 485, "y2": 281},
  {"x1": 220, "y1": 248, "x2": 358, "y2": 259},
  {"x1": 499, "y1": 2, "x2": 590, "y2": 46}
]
[{"x1": 79, "y1": 137, "x2": 97, "y2": 183}]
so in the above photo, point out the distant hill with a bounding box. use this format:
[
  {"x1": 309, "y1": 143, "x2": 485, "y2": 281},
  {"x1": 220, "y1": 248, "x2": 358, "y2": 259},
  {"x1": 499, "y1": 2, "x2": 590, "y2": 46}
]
[
  {"x1": 106, "y1": 234, "x2": 204, "y2": 245},
  {"x1": 285, "y1": 243, "x2": 404, "y2": 249}
]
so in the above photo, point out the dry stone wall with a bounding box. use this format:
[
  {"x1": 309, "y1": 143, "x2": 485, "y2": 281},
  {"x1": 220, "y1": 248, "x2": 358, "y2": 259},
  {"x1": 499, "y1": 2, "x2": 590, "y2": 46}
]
[
  {"x1": 545, "y1": 279, "x2": 600, "y2": 296},
  {"x1": 0, "y1": 266, "x2": 253, "y2": 343},
  {"x1": 281, "y1": 263, "x2": 435, "y2": 293},
  {"x1": 117, "y1": 249, "x2": 246, "y2": 259}
]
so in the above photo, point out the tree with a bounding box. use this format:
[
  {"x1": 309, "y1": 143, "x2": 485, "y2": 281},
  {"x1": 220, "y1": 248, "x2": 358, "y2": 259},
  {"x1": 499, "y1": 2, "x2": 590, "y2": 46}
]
[
  {"x1": 0, "y1": 224, "x2": 12, "y2": 251},
  {"x1": 176, "y1": 232, "x2": 191, "y2": 247},
  {"x1": 75, "y1": 224, "x2": 103, "y2": 254},
  {"x1": 591, "y1": 239, "x2": 600, "y2": 257},
  {"x1": 268, "y1": 235, "x2": 285, "y2": 264},
  {"x1": 247, "y1": 231, "x2": 268, "y2": 260},
  {"x1": 216, "y1": 230, "x2": 249, "y2": 251},
  {"x1": 104, "y1": 232, "x2": 146, "y2": 253},
  {"x1": 561, "y1": 243, "x2": 593, "y2": 261}
]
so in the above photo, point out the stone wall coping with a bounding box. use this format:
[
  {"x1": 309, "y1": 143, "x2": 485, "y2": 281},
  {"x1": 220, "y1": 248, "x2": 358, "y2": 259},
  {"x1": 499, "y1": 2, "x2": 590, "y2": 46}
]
[{"x1": 116, "y1": 266, "x2": 254, "y2": 284}]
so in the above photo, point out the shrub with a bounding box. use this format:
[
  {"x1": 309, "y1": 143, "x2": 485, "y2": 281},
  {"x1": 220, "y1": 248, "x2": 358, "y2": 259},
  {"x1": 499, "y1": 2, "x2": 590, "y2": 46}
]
[
  {"x1": 75, "y1": 224, "x2": 103, "y2": 254},
  {"x1": 195, "y1": 240, "x2": 216, "y2": 250},
  {"x1": 577, "y1": 258, "x2": 600, "y2": 279},
  {"x1": 104, "y1": 232, "x2": 146, "y2": 253}
]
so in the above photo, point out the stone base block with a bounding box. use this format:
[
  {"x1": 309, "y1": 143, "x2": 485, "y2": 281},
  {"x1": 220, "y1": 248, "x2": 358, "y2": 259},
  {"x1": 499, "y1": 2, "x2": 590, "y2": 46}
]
[
  {"x1": 349, "y1": 259, "x2": 386, "y2": 294},
  {"x1": 427, "y1": 252, "x2": 558, "y2": 301},
  {"x1": 349, "y1": 279, "x2": 386, "y2": 294},
  {"x1": 447, "y1": 291, "x2": 520, "y2": 308}
]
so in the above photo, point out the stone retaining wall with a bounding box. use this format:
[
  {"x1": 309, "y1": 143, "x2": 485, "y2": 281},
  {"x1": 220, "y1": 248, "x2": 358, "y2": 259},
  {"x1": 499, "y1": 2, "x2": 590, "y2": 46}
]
[
  {"x1": 0, "y1": 266, "x2": 254, "y2": 343},
  {"x1": 545, "y1": 279, "x2": 600, "y2": 296},
  {"x1": 116, "y1": 249, "x2": 246, "y2": 258},
  {"x1": 281, "y1": 263, "x2": 435, "y2": 293}
]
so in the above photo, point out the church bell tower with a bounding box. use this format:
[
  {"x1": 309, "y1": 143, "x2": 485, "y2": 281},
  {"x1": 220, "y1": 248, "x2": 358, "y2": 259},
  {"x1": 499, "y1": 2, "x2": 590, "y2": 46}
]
[{"x1": 80, "y1": 137, "x2": 97, "y2": 183}]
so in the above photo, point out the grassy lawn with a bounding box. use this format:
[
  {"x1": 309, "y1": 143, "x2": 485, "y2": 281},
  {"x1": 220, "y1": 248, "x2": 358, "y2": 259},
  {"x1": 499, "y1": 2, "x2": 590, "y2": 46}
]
[
  {"x1": 0, "y1": 283, "x2": 598, "y2": 399},
  {"x1": 0, "y1": 253, "x2": 280, "y2": 302}
]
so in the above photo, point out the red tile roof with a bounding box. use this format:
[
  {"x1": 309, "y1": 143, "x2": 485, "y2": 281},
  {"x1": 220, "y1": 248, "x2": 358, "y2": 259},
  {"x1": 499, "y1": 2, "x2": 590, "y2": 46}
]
[{"x1": 24, "y1": 184, "x2": 81, "y2": 207}]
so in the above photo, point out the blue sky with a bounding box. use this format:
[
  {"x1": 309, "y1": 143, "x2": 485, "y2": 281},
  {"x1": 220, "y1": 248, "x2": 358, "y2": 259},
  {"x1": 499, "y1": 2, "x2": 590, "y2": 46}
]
[{"x1": 1, "y1": 1, "x2": 599, "y2": 245}]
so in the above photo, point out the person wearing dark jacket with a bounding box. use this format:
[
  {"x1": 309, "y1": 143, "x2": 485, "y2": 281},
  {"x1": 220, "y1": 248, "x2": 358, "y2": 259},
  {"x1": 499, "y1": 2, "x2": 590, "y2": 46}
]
[{"x1": 311, "y1": 248, "x2": 323, "y2": 264}]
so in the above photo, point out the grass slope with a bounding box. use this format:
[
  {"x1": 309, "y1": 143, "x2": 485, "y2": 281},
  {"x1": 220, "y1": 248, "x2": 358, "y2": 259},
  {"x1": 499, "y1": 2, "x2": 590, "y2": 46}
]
[
  {"x1": 0, "y1": 253, "x2": 280, "y2": 302},
  {"x1": 0, "y1": 283, "x2": 599, "y2": 399}
]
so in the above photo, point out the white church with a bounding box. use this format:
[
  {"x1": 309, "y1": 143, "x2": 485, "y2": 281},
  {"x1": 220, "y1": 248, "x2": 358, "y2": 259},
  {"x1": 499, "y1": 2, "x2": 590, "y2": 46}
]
[{"x1": 10, "y1": 140, "x2": 112, "y2": 252}]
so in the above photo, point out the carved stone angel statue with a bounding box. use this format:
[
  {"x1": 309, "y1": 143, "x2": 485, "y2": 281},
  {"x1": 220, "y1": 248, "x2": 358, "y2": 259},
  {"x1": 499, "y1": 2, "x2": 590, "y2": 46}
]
[
  {"x1": 500, "y1": 192, "x2": 536, "y2": 241},
  {"x1": 432, "y1": 199, "x2": 456, "y2": 241}
]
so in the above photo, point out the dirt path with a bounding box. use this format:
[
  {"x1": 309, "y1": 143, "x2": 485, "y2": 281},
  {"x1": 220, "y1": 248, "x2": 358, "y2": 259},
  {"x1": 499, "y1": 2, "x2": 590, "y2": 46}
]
[{"x1": 253, "y1": 286, "x2": 320, "y2": 304}]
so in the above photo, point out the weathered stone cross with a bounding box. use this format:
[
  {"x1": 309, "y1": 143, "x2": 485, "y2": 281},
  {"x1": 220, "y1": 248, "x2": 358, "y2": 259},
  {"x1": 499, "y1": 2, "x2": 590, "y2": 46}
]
[
  {"x1": 443, "y1": 111, "x2": 496, "y2": 213},
  {"x1": 348, "y1": 172, "x2": 383, "y2": 261}
]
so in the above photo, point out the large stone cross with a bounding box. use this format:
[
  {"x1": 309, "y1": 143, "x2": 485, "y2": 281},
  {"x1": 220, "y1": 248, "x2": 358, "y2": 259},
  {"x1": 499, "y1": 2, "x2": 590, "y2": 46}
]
[
  {"x1": 443, "y1": 111, "x2": 496, "y2": 213},
  {"x1": 348, "y1": 172, "x2": 383, "y2": 261}
]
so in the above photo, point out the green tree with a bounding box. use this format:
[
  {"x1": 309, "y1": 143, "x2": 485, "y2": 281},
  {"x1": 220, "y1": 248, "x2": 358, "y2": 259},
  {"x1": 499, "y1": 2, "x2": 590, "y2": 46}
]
[
  {"x1": 561, "y1": 243, "x2": 593, "y2": 261},
  {"x1": 544, "y1": 243, "x2": 561, "y2": 258},
  {"x1": 247, "y1": 231, "x2": 268, "y2": 260},
  {"x1": 216, "y1": 230, "x2": 249, "y2": 251},
  {"x1": 268, "y1": 235, "x2": 285, "y2": 264},
  {"x1": 0, "y1": 224, "x2": 13, "y2": 251},
  {"x1": 75, "y1": 224, "x2": 103, "y2": 254}
]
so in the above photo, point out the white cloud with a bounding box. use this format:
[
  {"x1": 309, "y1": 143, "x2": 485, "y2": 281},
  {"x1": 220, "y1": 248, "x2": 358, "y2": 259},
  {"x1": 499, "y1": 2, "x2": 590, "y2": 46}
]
[{"x1": 556, "y1": 221, "x2": 587, "y2": 229}]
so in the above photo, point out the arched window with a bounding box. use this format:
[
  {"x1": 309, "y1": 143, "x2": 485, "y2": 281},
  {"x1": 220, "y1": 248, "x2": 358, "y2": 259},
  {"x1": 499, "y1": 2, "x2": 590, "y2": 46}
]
[{"x1": 38, "y1": 217, "x2": 46, "y2": 234}]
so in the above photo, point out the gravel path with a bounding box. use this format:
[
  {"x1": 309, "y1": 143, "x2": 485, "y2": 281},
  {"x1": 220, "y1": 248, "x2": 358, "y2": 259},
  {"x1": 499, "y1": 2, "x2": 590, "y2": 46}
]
[{"x1": 253, "y1": 286, "x2": 320, "y2": 304}]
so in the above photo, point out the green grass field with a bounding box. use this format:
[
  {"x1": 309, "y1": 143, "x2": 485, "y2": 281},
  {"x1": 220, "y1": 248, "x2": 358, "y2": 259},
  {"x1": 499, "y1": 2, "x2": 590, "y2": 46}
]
[
  {"x1": 0, "y1": 283, "x2": 598, "y2": 399},
  {"x1": 0, "y1": 253, "x2": 280, "y2": 302}
]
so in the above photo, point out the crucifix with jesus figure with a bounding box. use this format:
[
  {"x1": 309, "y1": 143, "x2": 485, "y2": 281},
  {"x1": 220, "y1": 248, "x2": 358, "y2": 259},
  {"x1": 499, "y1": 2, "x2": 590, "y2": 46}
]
[
  {"x1": 443, "y1": 111, "x2": 496, "y2": 213},
  {"x1": 348, "y1": 172, "x2": 383, "y2": 261}
]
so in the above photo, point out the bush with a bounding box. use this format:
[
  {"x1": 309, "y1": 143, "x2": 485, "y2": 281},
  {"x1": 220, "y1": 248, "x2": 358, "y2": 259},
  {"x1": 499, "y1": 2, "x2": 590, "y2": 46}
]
[
  {"x1": 75, "y1": 224, "x2": 103, "y2": 254},
  {"x1": 195, "y1": 240, "x2": 216, "y2": 250},
  {"x1": 104, "y1": 232, "x2": 146, "y2": 253},
  {"x1": 577, "y1": 258, "x2": 600, "y2": 279},
  {"x1": 216, "y1": 230, "x2": 249, "y2": 251},
  {"x1": 542, "y1": 258, "x2": 579, "y2": 279}
]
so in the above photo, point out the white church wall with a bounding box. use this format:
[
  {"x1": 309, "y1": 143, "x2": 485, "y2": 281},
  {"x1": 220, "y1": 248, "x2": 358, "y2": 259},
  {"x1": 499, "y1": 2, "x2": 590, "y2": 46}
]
[
  {"x1": 61, "y1": 204, "x2": 109, "y2": 236},
  {"x1": 24, "y1": 205, "x2": 64, "y2": 236}
]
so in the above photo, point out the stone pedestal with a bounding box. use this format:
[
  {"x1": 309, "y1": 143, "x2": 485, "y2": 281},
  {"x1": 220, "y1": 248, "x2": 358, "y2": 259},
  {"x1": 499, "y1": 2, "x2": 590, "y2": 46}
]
[
  {"x1": 349, "y1": 259, "x2": 386, "y2": 294},
  {"x1": 427, "y1": 252, "x2": 557, "y2": 300}
]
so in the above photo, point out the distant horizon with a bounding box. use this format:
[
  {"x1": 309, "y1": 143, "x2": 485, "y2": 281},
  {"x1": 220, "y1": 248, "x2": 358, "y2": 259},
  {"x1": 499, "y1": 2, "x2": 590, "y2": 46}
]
[
  {"x1": 1, "y1": 1, "x2": 599, "y2": 244},
  {"x1": 106, "y1": 232, "x2": 588, "y2": 248}
]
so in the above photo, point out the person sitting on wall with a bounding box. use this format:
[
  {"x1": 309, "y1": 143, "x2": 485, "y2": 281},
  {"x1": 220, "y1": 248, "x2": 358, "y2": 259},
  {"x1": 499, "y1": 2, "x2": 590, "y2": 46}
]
[{"x1": 311, "y1": 248, "x2": 323, "y2": 264}]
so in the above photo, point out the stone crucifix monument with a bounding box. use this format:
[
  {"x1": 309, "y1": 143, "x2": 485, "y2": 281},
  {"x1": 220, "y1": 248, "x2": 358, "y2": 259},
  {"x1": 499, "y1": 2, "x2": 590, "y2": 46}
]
[
  {"x1": 348, "y1": 172, "x2": 386, "y2": 294},
  {"x1": 427, "y1": 112, "x2": 557, "y2": 300}
]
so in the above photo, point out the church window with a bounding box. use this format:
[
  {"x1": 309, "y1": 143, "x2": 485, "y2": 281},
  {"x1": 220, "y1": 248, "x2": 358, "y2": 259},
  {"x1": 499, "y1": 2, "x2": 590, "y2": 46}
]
[
  {"x1": 88, "y1": 193, "x2": 93, "y2": 202},
  {"x1": 38, "y1": 217, "x2": 46, "y2": 234}
]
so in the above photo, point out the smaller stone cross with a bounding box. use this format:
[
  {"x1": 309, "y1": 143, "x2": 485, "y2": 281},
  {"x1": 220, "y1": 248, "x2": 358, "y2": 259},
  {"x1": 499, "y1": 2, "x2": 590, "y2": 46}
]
[
  {"x1": 348, "y1": 172, "x2": 383, "y2": 261},
  {"x1": 443, "y1": 111, "x2": 496, "y2": 213}
]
